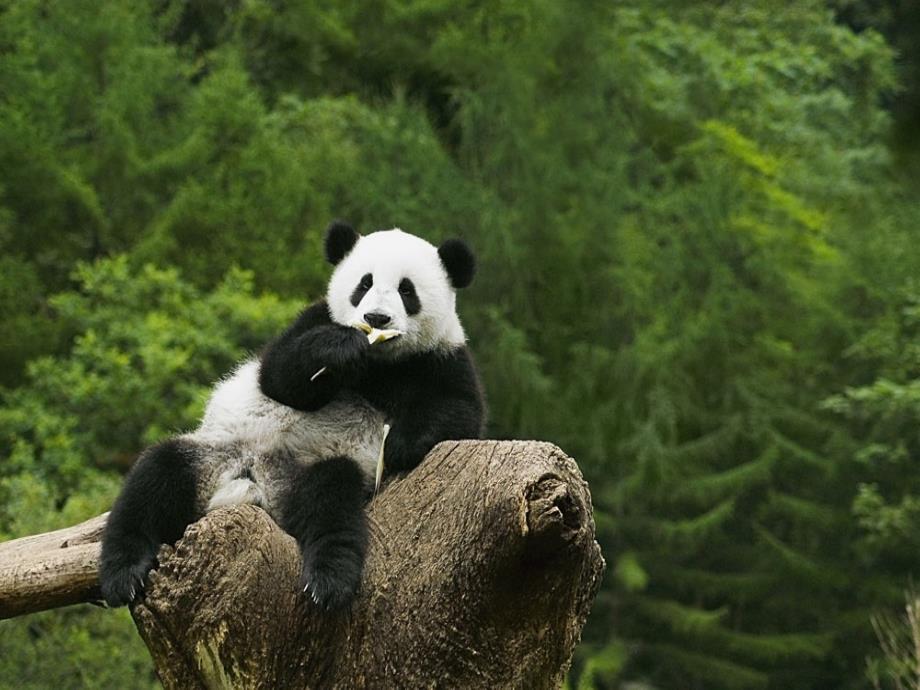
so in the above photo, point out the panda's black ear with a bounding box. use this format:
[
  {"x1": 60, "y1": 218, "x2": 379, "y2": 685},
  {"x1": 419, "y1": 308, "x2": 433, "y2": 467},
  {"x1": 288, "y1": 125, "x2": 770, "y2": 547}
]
[
  {"x1": 325, "y1": 220, "x2": 359, "y2": 265},
  {"x1": 438, "y1": 239, "x2": 476, "y2": 289}
]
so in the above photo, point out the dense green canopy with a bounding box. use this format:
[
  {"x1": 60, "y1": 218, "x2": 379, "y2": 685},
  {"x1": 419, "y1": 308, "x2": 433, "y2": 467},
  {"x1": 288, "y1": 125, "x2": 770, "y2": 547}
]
[{"x1": 1, "y1": 1, "x2": 919, "y2": 688}]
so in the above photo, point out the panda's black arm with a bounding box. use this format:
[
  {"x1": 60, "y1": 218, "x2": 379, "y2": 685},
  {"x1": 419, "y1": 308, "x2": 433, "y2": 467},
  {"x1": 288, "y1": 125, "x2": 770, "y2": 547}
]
[
  {"x1": 383, "y1": 397, "x2": 483, "y2": 472},
  {"x1": 259, "y1": 300, "x2": 369, "y2": 411},
  {"x1": 380, "y1": 348, "x2": 485, "y2": 473}
]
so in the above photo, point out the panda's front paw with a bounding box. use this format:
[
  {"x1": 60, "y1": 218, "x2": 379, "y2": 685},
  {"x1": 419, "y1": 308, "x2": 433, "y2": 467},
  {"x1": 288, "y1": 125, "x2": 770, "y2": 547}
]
[
  {"x1": 99, "y1": 553, "x2": 156, "y2": 607},
  {"x1": 300, "y1": 554, "x2": 362, "y2": 611},
  {"x1": 328, "y1": 325, "x2": 371, "y2": 368}
]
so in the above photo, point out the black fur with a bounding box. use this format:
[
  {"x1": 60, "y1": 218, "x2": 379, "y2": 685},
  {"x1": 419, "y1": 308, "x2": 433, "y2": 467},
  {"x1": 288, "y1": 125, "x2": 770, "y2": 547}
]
[
  {"x1": 398, "y1": 277, "x2": 421, "y2": 316},
  {"x1": 437, "y1": 238, "x2": 476, "y2": 289},
  {"x1": 278, "y1": 456, "x2": 369, "y2": 610},
  {"x1": 99, "y1": 438, "x2": 199, "y2": 607},
  {"x1": 350, "y1": 273, "x2": 373, "y2": 307},
  {"x1": 357, "y1": 347, "x2": 484, "y2": 472},
  {"x1": 259, "y1": 299, "x2": 486, "y2": 473},
  {"x1": 258, "y1": 301, "x2": 370, "y2": 411},
  {"x1": 325, "y1": 220, "x2": 360, "y2": 265}
]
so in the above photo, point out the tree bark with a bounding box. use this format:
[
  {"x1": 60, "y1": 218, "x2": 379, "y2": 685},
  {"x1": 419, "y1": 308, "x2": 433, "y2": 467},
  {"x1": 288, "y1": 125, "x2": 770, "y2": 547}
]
[
  {"x1": 0, "y1": 440, "x2": 605, "y2": 689},
  {"x1": 0, "y1": 512, "x2": 108, "y2": 618}
]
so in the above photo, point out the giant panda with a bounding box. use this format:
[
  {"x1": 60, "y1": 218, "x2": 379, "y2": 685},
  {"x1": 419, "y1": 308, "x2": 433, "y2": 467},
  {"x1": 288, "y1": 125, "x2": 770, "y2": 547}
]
[{"x1": 99, "y1": 221, "x2": 485, "y2": 610}]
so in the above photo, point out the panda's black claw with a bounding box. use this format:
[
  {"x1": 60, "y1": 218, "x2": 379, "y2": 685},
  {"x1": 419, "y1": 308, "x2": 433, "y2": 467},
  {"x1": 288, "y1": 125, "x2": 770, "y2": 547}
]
[
  {"x1": 99, "y1": 562, "x2": 151, "y2": 607},
  {"x1": 301, "y1": 560, "x2": 360, "y2": 611},
  {"x1": 303, "y1": 576, "x2": 356, "y2": 611},
  {"x1": 99, "y1": 549, "x2": 157, "y2": 608}
]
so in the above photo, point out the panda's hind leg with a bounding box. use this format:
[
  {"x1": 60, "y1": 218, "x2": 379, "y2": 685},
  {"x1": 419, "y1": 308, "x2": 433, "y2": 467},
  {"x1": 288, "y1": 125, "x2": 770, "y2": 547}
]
[
  {"x1": 99, "y1": 438, "x2": 199, "y2": 607},
  {"x1": 278, "y1": 456, "x2": 369, "y2": 611}
]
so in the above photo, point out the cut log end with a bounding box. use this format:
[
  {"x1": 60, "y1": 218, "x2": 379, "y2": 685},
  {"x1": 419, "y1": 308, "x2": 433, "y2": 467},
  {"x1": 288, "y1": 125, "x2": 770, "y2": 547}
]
[{"x1": 525, "y1": 475, "x2": 585, "y2": 558}]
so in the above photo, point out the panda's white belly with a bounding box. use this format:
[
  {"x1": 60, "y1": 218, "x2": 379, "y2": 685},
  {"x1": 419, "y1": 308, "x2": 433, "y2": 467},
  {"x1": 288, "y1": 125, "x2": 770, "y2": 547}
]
[{"x1": 188, "y1": 358, "x2": 386, "y2": 514}]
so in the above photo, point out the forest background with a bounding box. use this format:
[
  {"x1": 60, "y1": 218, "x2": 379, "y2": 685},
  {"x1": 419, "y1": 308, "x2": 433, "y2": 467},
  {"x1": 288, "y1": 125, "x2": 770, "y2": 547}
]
[{"x1": 1, "y1": 1, "x2": 920, "y2": 688}]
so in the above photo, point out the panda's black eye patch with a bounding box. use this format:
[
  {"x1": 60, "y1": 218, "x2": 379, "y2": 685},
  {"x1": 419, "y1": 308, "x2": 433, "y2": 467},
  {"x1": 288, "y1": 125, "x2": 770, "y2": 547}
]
[
  {"x1": 350, "y1": 273, "x2": 373, "y2": 307},
  {"x1": 398, "y1": 278, "x2": 421, "y2": 316}
]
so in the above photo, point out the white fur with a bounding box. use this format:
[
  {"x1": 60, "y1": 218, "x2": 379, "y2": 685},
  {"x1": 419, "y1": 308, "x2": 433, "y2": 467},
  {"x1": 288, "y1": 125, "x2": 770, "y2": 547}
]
[
  {"x1": 191, "y1": 359, "x2": 386, "y2": 515},
  {"x1": 326, "y1": 229, "x2": 466, "y2": 356},
  {"x1": 207, "y1": 478, "x2": 264, "y2": 511}
]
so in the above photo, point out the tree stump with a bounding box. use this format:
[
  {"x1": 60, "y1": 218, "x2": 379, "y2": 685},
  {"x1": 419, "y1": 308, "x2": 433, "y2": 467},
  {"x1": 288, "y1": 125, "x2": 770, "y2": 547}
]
[{"x1": 0, "y1": 440, "x2": 605, "y2": 689}]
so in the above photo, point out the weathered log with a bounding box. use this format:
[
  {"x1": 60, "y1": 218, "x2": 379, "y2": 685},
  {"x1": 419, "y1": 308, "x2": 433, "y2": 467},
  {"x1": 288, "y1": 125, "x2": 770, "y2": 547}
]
[
  {"x1": 0, "y1": 512, "x2": 108, "y2": 618},
  {"x1": 0, "y1": 440, "x2": 605, "y2": 688}
]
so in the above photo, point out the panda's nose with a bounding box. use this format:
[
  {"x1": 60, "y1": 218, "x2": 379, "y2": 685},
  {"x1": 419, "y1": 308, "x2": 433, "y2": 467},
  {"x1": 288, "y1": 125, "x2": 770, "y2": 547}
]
[{"x1": 364, "y1": 312, "x2": 392, "y2": 329}]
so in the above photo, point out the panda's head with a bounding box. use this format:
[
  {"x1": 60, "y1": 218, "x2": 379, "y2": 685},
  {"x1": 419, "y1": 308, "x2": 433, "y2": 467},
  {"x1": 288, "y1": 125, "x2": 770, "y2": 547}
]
[{"x1": 324, "y1": 221, "x2": 475, "y2": 356}]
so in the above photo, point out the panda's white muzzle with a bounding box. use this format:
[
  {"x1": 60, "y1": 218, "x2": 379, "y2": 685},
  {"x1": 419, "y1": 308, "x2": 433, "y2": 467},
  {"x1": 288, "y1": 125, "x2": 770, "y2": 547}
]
[{"x1": 353, "y1": 288, "x2": 410, "y2": 336}]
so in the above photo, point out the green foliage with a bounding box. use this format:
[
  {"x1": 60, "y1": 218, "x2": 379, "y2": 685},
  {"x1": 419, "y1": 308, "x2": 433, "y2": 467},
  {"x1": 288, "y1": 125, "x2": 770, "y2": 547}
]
[
  {"x1": 0, "y1": 608, "x2": 159, "y2": 690},
  {"x1": 823, "y1": 286, "x2": 920, "y2": 580},
  {"x1": 0, "y1": 257, "x2": 300, "y2": 527},
  {"x1": 0, "y1": 469, "x2": 155, "y2": 690},
  {"x1": 0, "y1": 0, "x2": 919, "y2": 688},
  {"x1": 867, "y1": 591, "x2": 920, "y2": 690},
  {"x1": 0, "y1": 257, "x2": 300, "y2": 688}
]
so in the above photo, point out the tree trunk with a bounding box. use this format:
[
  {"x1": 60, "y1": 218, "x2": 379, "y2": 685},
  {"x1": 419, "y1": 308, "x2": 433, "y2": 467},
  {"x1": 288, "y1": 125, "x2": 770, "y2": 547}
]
[{"x1": 0, "y1": 440, "x2": 605, "y2": 689}]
